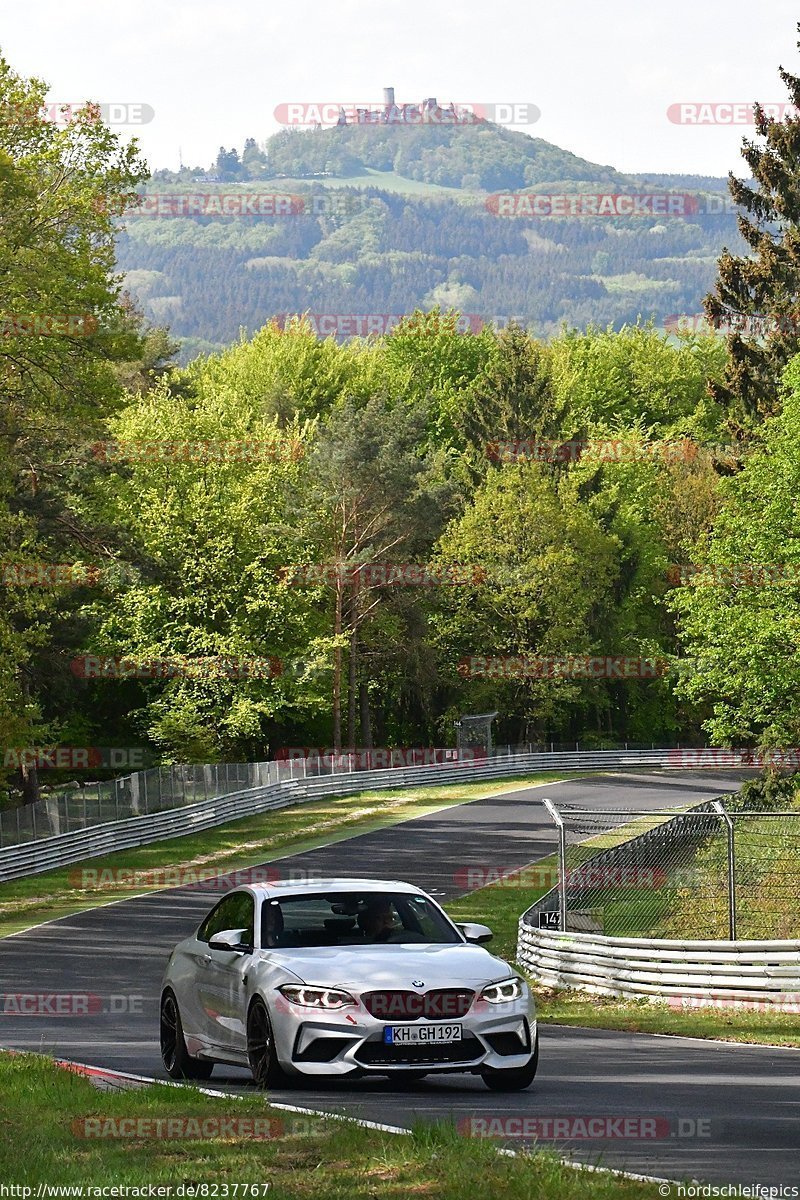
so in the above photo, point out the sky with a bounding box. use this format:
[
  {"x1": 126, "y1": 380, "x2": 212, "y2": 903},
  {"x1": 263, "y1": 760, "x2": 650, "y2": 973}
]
[{"x1": 1, "y1": 0, "x2": 798, "y2": 178}]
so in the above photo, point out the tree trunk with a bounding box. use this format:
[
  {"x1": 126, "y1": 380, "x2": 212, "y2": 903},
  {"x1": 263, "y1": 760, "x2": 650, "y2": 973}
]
[
  {"x1": 360, "y1": 682, "x2": 372, "y2": 748},
  {"x1": 373, "y1": 697, "x2": 386, "y2": 747},
  {"x1": 16, "y1": 675, "x2": 41, "y2": 804},
  {"x1": 346, "y1": 571, "x2": 360, "y2": 748},
  {"x1": 347, "y1": 627, "x2": 358, "y2": 749},
  {"x1": 332, "y1": 572, "x2": 344, "y2": 751},
  {"x1": 20, "y1": 759, "x2": 40, "y2": 806}
]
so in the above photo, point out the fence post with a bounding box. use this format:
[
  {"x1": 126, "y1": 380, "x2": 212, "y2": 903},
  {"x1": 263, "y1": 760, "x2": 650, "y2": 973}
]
[
  {"x1": 542, "y1": 797, "x2": 567, "y2": 932},
  {"x1": 712, "y1": 800, "x2": 737, "y2": 940}
]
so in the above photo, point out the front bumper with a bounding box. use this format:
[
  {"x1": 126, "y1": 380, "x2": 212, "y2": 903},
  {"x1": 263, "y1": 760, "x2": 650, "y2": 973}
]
[{"x1": 271, "y1": 995, "x2": 536, "y2": 1076}]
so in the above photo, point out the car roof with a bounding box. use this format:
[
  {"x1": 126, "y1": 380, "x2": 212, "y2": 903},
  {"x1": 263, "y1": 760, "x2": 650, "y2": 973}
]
[{"x1": 248, "y1": 878, "x2": 426, "y2": 898}]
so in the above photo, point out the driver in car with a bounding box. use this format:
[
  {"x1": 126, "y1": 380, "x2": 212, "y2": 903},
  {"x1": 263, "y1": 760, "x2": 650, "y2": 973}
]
[{"x1": 358, "y1": 900, "x2": 399, "y2": 941}]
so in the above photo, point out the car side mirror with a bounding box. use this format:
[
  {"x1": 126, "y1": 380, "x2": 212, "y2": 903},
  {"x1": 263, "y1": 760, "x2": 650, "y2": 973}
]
[
  {"x1": 208, "y1": 928, "x2": 253, "y2": 953},
  {"x1": 458, "y1": 922, "x2": 493, "y2": 945}
]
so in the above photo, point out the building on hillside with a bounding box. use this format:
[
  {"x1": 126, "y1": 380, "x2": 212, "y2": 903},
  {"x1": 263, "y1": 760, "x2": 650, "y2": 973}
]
[{"x1": 334, "y1": 87, "x2": 481, "y2": 127}]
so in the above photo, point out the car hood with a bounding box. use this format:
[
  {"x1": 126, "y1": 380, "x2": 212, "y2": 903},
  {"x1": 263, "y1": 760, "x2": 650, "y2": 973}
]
[{"x1": 257, "y1": 942, "x2": 513, "y2": 989}]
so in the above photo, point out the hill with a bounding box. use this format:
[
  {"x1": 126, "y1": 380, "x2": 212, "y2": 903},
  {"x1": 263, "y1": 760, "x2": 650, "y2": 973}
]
[
  {"x1": 118, "y1": 123, "x2": 745, "y2": 358},
  {"x1": 261, "y1": 121, "x2": 629, "y2": 191}
]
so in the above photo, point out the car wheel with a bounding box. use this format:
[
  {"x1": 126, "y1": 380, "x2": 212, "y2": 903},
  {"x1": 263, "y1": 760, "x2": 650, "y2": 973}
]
[
  {"x1": 480, "y1": 1030, "x2": 538, "y2": 1092},
  {"x1": 160, "y1": 990, "x2": 213, "y2": 1080},
  {"x1": 247, "y1": 998, "x2": 286, "y2": 1088}
]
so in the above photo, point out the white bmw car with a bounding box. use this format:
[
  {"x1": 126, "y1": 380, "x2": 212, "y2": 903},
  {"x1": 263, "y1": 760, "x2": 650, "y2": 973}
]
[{"x1": 160, "y1": 878, "x2": 538, "y2": 1091}]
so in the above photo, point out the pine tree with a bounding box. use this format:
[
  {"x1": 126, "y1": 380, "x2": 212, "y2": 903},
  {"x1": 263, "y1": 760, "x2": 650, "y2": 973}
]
[
  {"x1": 461, "y1": 323, "x2": 574, "y2": 471},
  {"x1": 704, "y1": 28, "x2": 800, "y2": 427}
]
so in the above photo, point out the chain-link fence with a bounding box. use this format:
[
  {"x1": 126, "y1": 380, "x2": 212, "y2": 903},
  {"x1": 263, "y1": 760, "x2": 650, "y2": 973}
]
[
  {"x1": 0, "y1": 761, "x2": 290, "y2": 849},
  {"x1": 0, "y1": 750, "x2": 465, "y2": 849},
  {"x1": 533, "y1": 798, "x2": 800, "y2": 941},
  {"x1": 491, "y1": 741, "x2": 694, "y2": 755}
]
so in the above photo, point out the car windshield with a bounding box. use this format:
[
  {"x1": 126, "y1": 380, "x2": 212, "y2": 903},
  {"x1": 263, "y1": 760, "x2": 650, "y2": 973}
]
[{"x1": 260, "y1": 891, "x2": 462, "y2": 949}]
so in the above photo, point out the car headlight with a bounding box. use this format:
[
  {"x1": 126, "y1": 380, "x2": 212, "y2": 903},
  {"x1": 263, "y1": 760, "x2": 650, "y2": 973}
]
[
  {"x1": 479, "y1": 977, "x2": 524, "y2": 1004},
  {"x1": 278, "y1": 984, "x2": 357, "y2": 1009}
]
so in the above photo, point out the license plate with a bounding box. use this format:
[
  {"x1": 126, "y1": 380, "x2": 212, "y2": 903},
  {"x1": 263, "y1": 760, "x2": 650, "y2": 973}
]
[{"x1": 383, "y1": 1024, "x2": 462, "y2": 1044}]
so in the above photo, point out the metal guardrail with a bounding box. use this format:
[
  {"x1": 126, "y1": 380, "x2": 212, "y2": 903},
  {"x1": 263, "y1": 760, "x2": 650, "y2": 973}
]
[
  {"x1": 0, "y1": 746, "x2": 752, "y2": 884},
  {"x1": 516, "y1": 925, "x2": 800, "y2": 1007}
]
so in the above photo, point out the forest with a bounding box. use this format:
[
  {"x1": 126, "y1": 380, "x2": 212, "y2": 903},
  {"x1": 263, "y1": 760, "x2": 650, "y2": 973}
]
[{"x1": 121, "y1": 122, "x2": 745, "y2": 359}]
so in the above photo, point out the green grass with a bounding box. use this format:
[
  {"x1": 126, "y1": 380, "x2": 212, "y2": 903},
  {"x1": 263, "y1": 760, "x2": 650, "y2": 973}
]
[
  {"x1": 0, "y1": 1052, "x2": 662, "y2": 1196},
  {"x1": 660, "y1": 810, "x2": 800, "y2": 941},
  {"x1": 533, "y1": 990, "x2": 800, "y2": 1048},
  {"x1": 273, "y1": 169, "x2": 476, "y2": 199},
  {"x1": 0, "y1": 774, "x2": 566, "y2": 939},
  {"x1": 140, "y1": 174, "x2": 477, "y2": 200},
  {"x1": 9, "y1": 768, "x2": 794, "y2": 1050},
  {"x1": 448, "y1": 859, "x2": 555, "y2": 962}
]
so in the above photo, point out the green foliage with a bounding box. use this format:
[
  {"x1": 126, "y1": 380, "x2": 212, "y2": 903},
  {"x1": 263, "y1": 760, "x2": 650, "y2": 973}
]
[
  {"x1": 264, "y1": 122, "x2": 628, "y2": 192},
  {"x1": 88, "y1": 380, "x2": 324, "y2": 760},
  {"x1": 431, "y1": 464, "x2": 620, "y2": 738},
  {"x1": 671, "y1": 354, "x2": 800, "y2": 746},
  {"x1": 0, "y1": 54, "x2": 148, "y2": 795},
  {"x1": 114, "y1": 121, "x2": 748, "y2": 359},
  {"x1": 33, "y1": 308, "x2": 743, "y2": 765},
  {"x1": 734, "y1": 770, "x2": 800, "y2": 811},
  {"x1": 185, "y1": 318, "x2": 369, "y2": 421},
  {"x1": 549, "y1": 324, "x2": 727, "y2": 436}
]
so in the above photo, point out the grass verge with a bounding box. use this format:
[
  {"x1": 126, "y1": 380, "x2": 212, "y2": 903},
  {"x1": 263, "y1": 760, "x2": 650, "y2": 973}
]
[
  {"x1": 0, "y1": 1052, "x2": 662, "y2": 1196},
  {"x1": 531, "y1": 989, "x2": 800, "y2": 1047},
  {"x1": 0, "y1": 773, "x2": 566, "y2": 939}
]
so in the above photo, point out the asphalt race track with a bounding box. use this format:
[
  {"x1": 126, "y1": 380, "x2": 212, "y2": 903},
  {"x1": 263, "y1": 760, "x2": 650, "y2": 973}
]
[{"x1": 2, "y1": 769, "x2": 797, "y2": 1185}]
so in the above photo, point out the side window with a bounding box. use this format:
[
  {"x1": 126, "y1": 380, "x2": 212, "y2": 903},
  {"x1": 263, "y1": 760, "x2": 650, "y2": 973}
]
[
  {"x1": 225, "y1": 892, "x2": 255, "y2": 946},
  {"x1": 198, "y1": 892, "x2": 255, "y2": 946}
]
